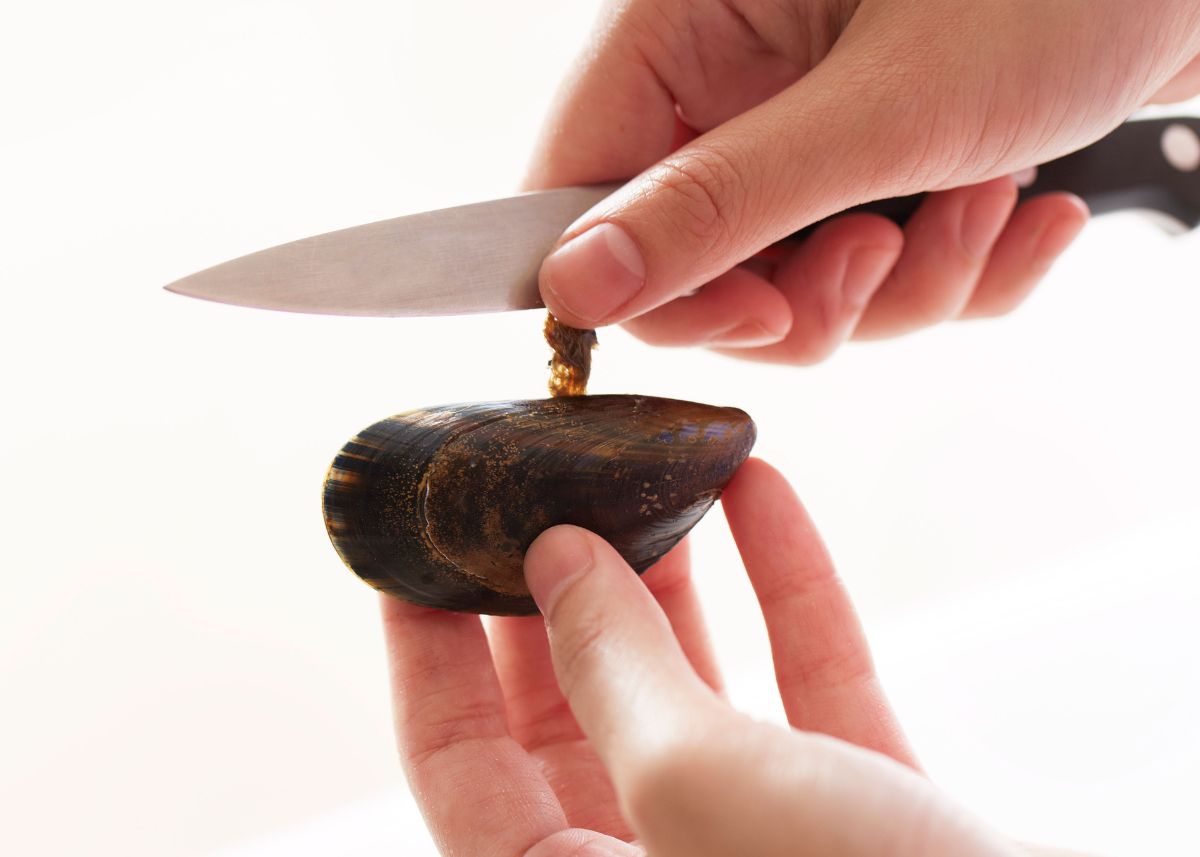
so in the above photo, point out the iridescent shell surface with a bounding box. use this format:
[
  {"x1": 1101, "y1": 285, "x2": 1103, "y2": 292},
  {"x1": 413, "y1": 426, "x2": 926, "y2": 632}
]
[{"x1": 322, "y1": 394, "x2": 755, "y2": 615}]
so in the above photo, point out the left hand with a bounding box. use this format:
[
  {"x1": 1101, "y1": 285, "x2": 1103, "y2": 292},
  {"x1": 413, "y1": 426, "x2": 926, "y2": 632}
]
[
  {"x1": 380, "y1": 460, "x2": 1052, "y2": 855},
  {"x1": 380, "y1": 500, "x2": 730, "y2": 855}
]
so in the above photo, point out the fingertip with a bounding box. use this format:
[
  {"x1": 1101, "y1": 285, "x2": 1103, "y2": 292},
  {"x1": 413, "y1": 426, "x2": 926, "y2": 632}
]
[
  {"x1": 539, "y1": 222, "x2": 647, "y2": 328},
  {"x1": 722, "y1": 458, "x2": 798, "y2": 522},
  {"x1": 960, "y1": 192, "x2": 1090, "y2": 319},
  {"x1": 723, "y1": 456, "x2": 776, "y2": 497},
  {"x1": 959, "y1": 176, "x2": 1018, "y2": 260},
  {"x1": 853, "y1": 179, "x2": 1020, "y2": 339},
  {"x1": 524, "y1": 525, "x2": 596, "y2": 617},
  {"x1": 1022, "y1": 191, "x2": 1089, "y2": 233},
  {"x1": 1032, "y1": 194, "x2": 1089, "y2": 262},
  {"x1": 1058, "y1": 191, "x2": 1091, "y2": 220}
]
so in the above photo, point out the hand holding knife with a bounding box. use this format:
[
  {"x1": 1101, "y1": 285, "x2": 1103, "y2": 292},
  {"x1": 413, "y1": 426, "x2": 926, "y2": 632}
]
[{"x1": 167, "y1": 117, "x2": 1200, "y2": 322}]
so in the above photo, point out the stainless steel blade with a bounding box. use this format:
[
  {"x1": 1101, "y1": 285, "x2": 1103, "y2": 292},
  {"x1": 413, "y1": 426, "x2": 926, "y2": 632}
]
[{"x1": 164, "y1": 185, "x2": 615, "y2": 316}]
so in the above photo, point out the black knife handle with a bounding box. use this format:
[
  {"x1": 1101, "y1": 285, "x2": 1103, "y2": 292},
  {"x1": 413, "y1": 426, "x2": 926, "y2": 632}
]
[{"x1": 787, "y1": 117, "x2": 1200, "y2": 240}]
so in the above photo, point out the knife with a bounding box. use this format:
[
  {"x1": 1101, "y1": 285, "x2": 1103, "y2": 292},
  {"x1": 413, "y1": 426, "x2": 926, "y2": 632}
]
[{"x1": 165, "y1": 117, "x2": 1200, "y2": 317}]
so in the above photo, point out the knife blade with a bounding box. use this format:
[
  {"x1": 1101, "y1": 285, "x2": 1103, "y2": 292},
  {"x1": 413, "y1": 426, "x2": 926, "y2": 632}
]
[
  {"x1": 165, "y1": 185, "x2": 615, "y2": 316},
  {"x1": 166, "y1": 117, "x2": 1200, "y2": 317}
]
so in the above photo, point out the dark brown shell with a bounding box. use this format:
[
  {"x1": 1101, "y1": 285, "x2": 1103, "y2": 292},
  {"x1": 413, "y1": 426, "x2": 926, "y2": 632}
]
[{"x1": 322, "y1": 395, "x2": 755, "y2": 615}]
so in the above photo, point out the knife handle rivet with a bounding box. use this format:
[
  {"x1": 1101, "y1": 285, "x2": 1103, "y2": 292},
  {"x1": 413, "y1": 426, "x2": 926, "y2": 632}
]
[{"x1": 1161, "y1": 123, "x2": 1200, "y2": 173}]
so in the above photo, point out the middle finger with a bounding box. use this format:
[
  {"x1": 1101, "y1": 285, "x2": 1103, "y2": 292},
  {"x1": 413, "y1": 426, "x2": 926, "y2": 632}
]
[
  {"x1": 853, "y1": 176, "x2": 1017, "y2": 339},
  {"x1": 721, "y1": 459, "x2": 921, "y2": 769}
]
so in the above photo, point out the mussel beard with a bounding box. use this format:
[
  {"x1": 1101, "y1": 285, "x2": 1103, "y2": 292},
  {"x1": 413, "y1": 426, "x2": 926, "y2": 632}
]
[
  {"x1": 322, "y1": 394, "x2": 755, "y2": 615},
  {"x1": 544, "y1": 314, "x2": 597, "y2": 397}
]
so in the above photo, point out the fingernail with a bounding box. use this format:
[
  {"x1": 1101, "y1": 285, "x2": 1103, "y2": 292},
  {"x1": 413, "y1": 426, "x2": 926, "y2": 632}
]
[
  {"x1": 524, "y1": 526, "x2": 594, "y2": 616},
  {"x1": 960, "y1": 191, "x2": 1014, "y2": 259},
  {"x1": 541, "y1": 223, "x2": 645, "y2": 325},
  {"x1": 840, "y1": 246, "x2": 898, "y2": 310},
  {"x1": 708, "y1": 321, "x2": 784, "y2": 348}
]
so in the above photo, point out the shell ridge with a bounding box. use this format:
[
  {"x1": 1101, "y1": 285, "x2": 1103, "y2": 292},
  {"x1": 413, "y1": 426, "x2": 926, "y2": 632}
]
[{"x1": 414, "y1": 405, "x2": 520, "y2": 586}]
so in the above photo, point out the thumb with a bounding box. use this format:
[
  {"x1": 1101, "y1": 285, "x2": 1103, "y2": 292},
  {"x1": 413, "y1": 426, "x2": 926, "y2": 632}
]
[
  {"x1": 523, "y1": 526, "x2": 719, "y2": 776},
  {"x1": 535, "y1": 25, "x2": 1009, "y2": 330}
]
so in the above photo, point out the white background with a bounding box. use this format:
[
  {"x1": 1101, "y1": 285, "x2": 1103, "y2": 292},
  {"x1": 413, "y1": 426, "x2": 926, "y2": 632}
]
[{"x1": 2, "y1": 2, "x2": 1198, "y2": 855}]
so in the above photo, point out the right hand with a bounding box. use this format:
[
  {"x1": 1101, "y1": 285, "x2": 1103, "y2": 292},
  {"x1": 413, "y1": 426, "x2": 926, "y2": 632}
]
[
  {"x1": 382, "y1": 459, "x2": 1098, "y2": 855},
  {"x1": 528, "y1": 0, "x2": 1200, "y2": 363}
]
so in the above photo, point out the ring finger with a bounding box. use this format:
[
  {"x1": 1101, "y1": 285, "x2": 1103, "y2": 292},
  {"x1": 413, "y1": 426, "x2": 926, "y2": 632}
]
[{"x1": 852, "y1": 176, "x2": 1018, "y2": 340}]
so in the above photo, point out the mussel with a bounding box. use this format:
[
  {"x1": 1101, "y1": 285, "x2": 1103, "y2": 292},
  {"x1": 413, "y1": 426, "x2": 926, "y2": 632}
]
[{"x1": 322, "y1": 395, "x2": 755, "y2": 615}]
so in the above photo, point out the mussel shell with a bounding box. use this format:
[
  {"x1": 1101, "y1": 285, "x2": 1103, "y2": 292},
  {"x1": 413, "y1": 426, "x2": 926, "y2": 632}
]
[{"x1": 322, "y1": 395, "x2": 755, "y2": 615}]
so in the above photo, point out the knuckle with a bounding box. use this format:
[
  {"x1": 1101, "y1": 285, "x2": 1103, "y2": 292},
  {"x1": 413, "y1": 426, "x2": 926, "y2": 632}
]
[
  {"x1": 777, "y1": 639, "x2": 877, "y2": 696},
  {"x1": 759, "y1": 576, "x2": 879, "y2": 693},
  {"x1": 402, "y1": 693, "x2": 506, "y2": 769},
  {"x1": 643, "y1": 145, "x2": 745, "y2": 257},
  {"x1": 551, "y1": 613, "x2": 609, "y2": 700},
  {"x1": 510, "y1": 693, "x2": 581, "y2": 749}
]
